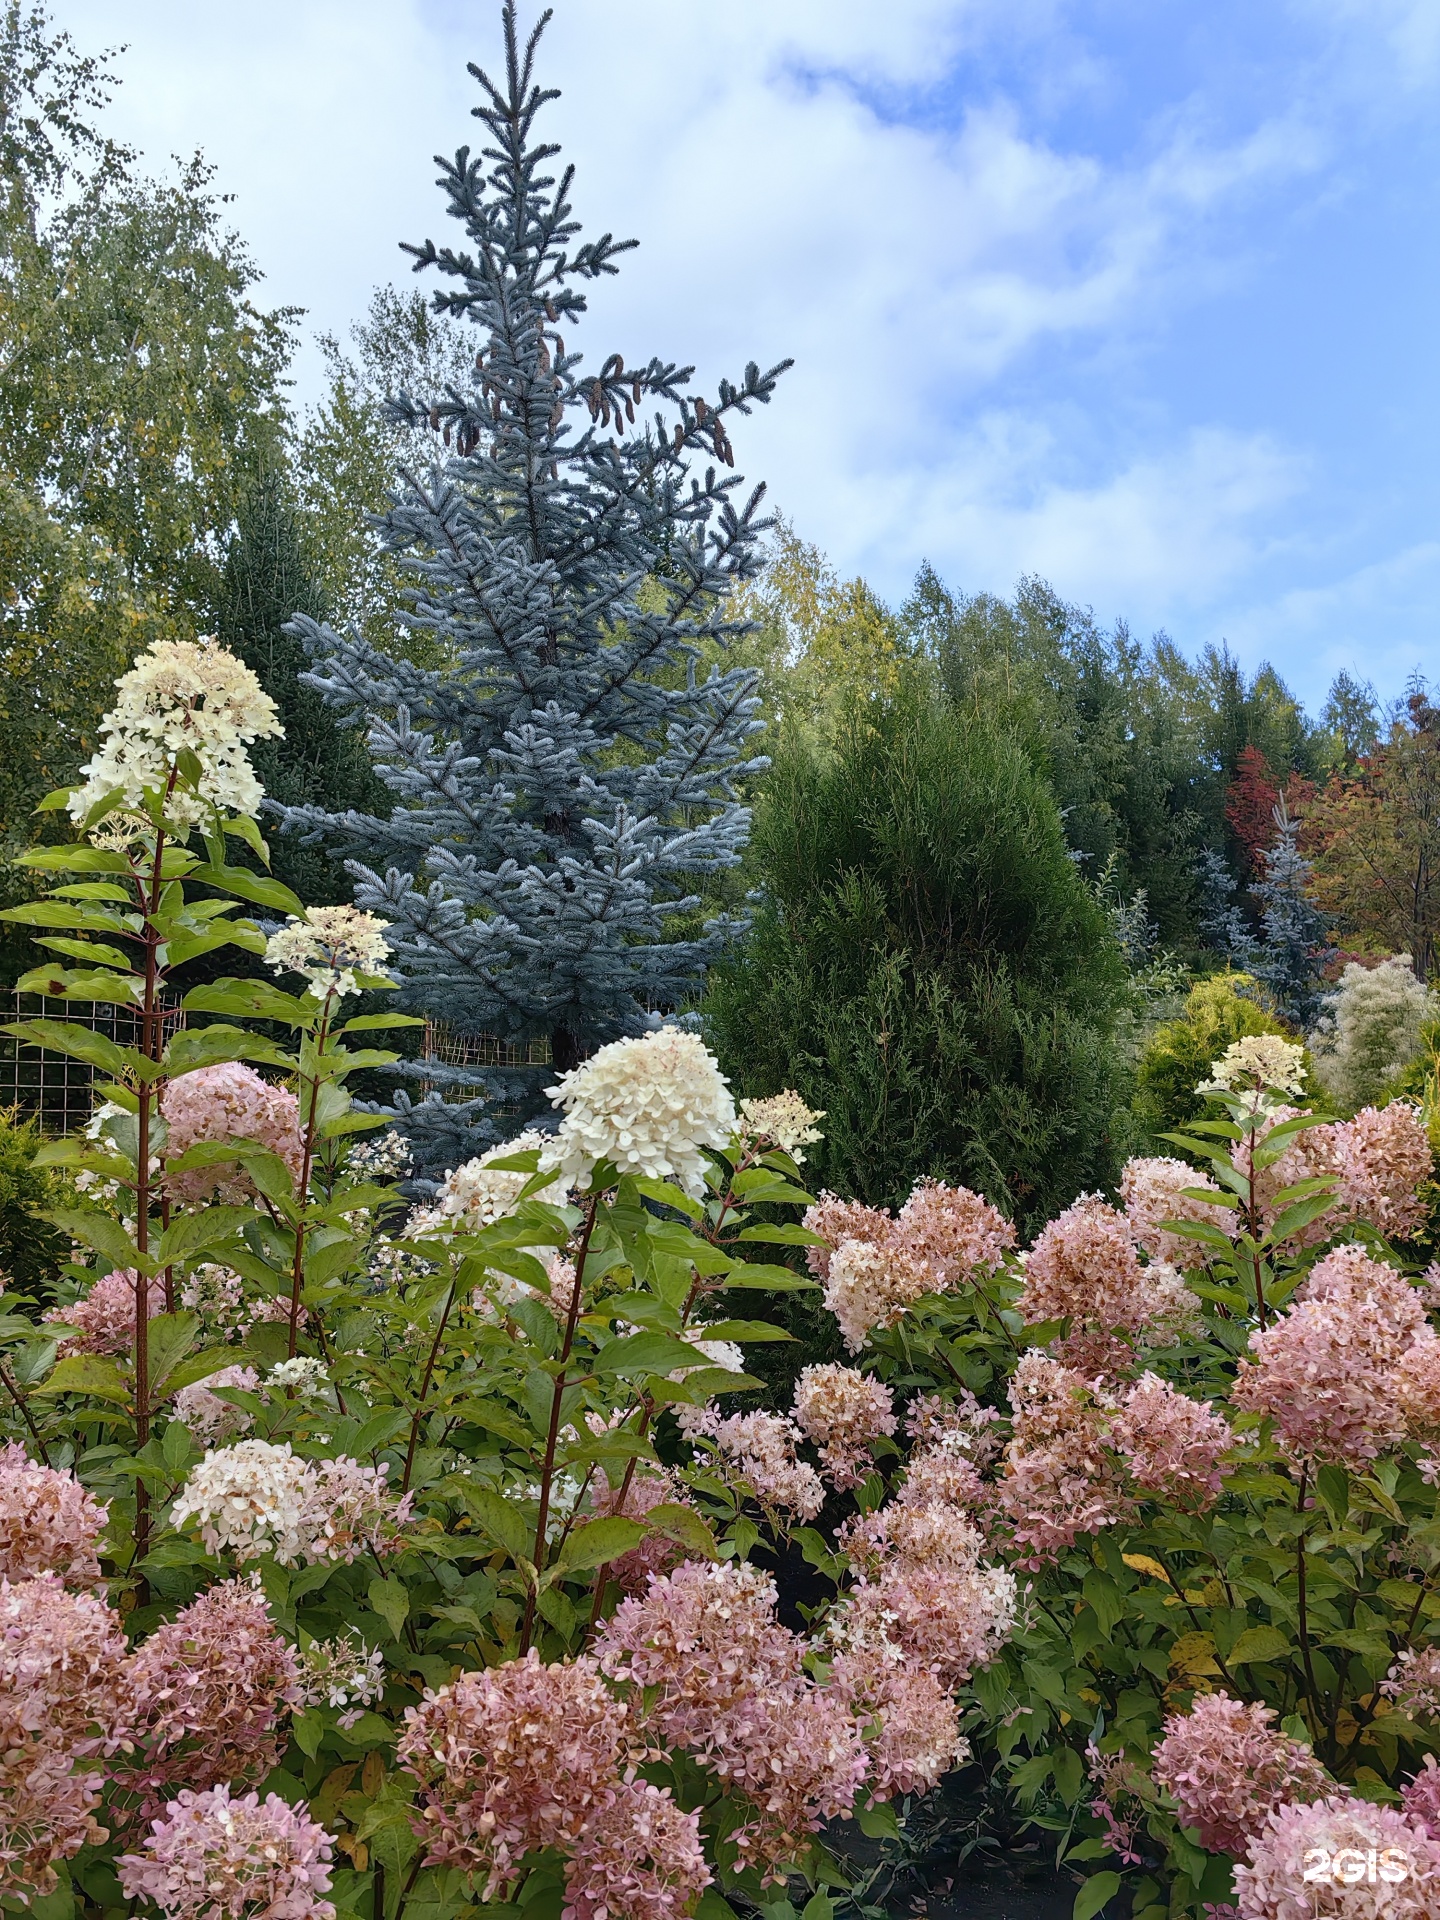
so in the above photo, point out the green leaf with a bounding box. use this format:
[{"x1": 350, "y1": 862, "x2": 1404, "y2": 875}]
[
  {"x1": 644, "y1": 1502, "x2": 719, "y2": 1559},
  {"x1": 47, "y1": 1209, "x2": 142, "y2": 1274},
  {"x1": 1082, "y1": 1570, "x2": 1124, "y2": 1637},
  {"x1": 1228, "y1": 1624, "x2": 1292, "y2": 1664},
  {"x1": 154, "y1": 1208, "x2": 256, "y2": 1267},
  {"x1": 188, "y1": 865, "x2": 306, "y2": 914},
  {"x1": 733, "y1": 1222, "x2": 826, "y2": 1245},
  {"x1": 631, "y1": 1176, "x2": 705, "y2": 1220},
  {"x1": 161, "y1": 1346, "x2": 241, "y2": 1396},
  {"x1": 855, "y1": 1801, "x2": 902, "y2": 1841},
  {"x1": 341, "y1": 1013, "x2": 427, "y2": 1032},
  {"x1": 34, "y1": 1354, "x2": 130, "y2": 1404},
  {"x1": 5, "y1": 1019, "x2": 133, "y2": 1081},
  {"x1": 164, "y1": 1025, "x2": 289, "y2": 1075},
  {"x1": 293, "y1": 1709, "x2": 325, "y2": 1758},
  {"x1": 1266, "y1": 1192, "x2": 1342, "y2": 1244},
  {"x1": 182, "y1": 979, "x2": 313, "y2": 1024},
  {"x1": 368, "y1": 1575, "x2": 410, "y2": 1641},
  {"x1": 718, "y1": 1263, "x2": 818, "y2": 1291},
  {"x1": 161, "y1": 1419, "x2": 196, "y2": 1471},
  {"x1": 696, "y1": 1318, "x2": 793, "y2": 1342},
  {"x1": 455, "y1": 1482, "x2": 531, "y2": 1562},
  {"x1": 1073, "y1": 1872, "x2": 1122, "y2": 1920},
  {"x1": 592, "y1": 1331, "x2": 717, "y2": 1377},
  {"x1": 553, "y1": 1515, "x2": 648, "y2": 1575},
  {"x1": 146, "y1": 1313, "x2": 200, "y2": 1396}
]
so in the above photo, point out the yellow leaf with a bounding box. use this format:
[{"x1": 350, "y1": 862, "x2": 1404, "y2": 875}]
[{"x1": 1123, "y1": 1553, "x2": 1172, "y2": 1584}]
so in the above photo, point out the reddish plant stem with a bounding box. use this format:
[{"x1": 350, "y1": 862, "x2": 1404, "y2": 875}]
[
  {"x1": 0, "y1": 1359, "x2": 49, "y2": 1465},
  {"x1": 401, "y1": 1279, "x2": 456, "y2": 1496},
  {"x1": 520, "y1": 1196, "x2": 598, "y2": 1653},
  {"x1": 132, "y1": 809, "x2": 170, "y2": 1575},
  {"x1": 286, "y1": 1000, "x2": 332, "y2": 1358}
]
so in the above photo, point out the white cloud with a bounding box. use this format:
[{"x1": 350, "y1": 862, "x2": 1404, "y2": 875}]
[{"x1": 56, "y1": 0, "x2": 1404, "y2": 703}]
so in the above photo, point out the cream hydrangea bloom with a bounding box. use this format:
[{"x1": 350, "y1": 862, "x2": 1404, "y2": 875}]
[
  {"x1": 542, "y1": 1028, "x2": 737, "y2": 1197},
  {"x1": 1201, "y1": 1033, "x2": 1307, "y2": 1097},
  {"x1": 69, "y1": 637, "x2": 282, "y2": 828},
  {"x1": 264, "y1": 905, "x2": 392, "y2": 999},
  {"x1": 738, "y1": 1091, "x2": 825, "y2": 1162}
]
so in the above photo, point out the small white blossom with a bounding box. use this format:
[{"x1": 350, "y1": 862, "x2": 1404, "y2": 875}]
[
  {"x1": 68, "y1": 637, "x2": 282, "y2": 827},
  {"x1": 268, "y1": 1356, "x2": 328, "y2": 1395},
  {"x1": 297, "y1": 1631, "x2": 386, "y2": 1726},
  {"x1": 1200, "y1": 1034, "x2": 1307, "y2": 1097},
  {"x1": 738, "y1": 1090, "x2": 825, "y2": 1162},
  {"x1": 542, "y1": 1028, "x2": 736, "y2": 1197},
  {"x1": 264, "y1": 905, "x2": 391, "y2": 999}
]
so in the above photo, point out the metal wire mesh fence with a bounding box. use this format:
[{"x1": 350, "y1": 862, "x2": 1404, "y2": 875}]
[
  {"x1": 418, "y1": 1019, "x2": 552, "y2": 1105},
  {"x1": 0, "y1": 993, "x2": 186, "y2": 1134}
]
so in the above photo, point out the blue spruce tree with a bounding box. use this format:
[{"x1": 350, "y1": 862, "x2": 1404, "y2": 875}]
[
  {"x1": 1249, "y1": 796, "x2": 1335, "y2": 1029},
  {"x1": 276, "y1": 6, "x2": 789, "y2": 1174}
]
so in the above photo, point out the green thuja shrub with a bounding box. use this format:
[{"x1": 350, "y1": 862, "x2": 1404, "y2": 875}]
[
  {"x1": 0, "y1": 1107, "x2": 65, "y2": 1291},
  {"x1": 704, "y1": 683, "x2": 1130, "y2": 1234}
]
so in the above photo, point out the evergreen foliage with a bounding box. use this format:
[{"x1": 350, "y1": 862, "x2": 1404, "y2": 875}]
[
  {"x1": 277, "y1": 9, "x2": 788, "y2": 1175},
  {"x1": 1247, "y1": 798, "x2": 1335, "y2": 1028},
  {"x1": 703, "y1": 684, "x2": 1130, "y2": 1232},
  {"x1": 217, "y1": 468, "x2": 389, "y2": 904},
  {"x1": 0, "y1": 1107, "x2": 65, "y2": 1291}
]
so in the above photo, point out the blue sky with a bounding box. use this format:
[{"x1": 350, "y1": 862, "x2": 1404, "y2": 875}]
[{"x1": 60, "y1": 0, "x2": 1440, "y2": 712}]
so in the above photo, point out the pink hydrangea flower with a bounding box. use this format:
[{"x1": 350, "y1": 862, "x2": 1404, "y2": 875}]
[
  {"x1": 1397, "y1": 1341, "x2": 1440, "y2": 1444},
  {"x1": 596, "y1": 1561, "x2": 867, "y2": 1871},
  {"x1": 1403, "y1": 1757, "x2": 1440, "y2": 1841},
  {"x1": 890, "y1": 1180, "x2": 1015, "y2": 1288},
  {"x1": 1382, "y1": 1647, "x2": 1440, "y2": 1721},
  {"x1": 836, "y1": 1506, "x2": 1015, "y2": 1690},
  {"x1": 827, "y1": 1637, "x2": 966, "y2": 1800},
  {"x1": 802, "y1": 1194, "x2": 895, "y2": 1282},
  {"x1": 398, "y1": 1651, "x2": 631, "y2": 1893},
  {"x1": 1234, "y1": 1794, "x2": 1440, "y2": 1918},
  {"x1": 1112, "y1": 1373, "x2": 1231, "y2": 1507},
  {"x1": 804, "y1": 1182, "x2": 1013, "y2": 1349},
  {"x1": 1234, "y1": 1246, "x2": 1429, "y2": 1466},
  {"x1": 1152, "y1": 1693, "x2": 1335, "y2": 1859},
  {"x1": 566, "y1": 1778, "x2": 710, "y2": 1920},
  {"x1": 1335, "y1": 1104, "x2": 1432, "y2": 1241},
  {"x1": 44, "y1": 1267, "x2": 162, "y2": 1357},
  {"x1": 1021, "y1": 1195, "x2": 1146, "y2": 1331},
  {"x1": 113, "y1": 1576, "x2": 302, "y2": 1822},
  {"x1": 0, "y1": 1572, "x2": 127, "y2": 1753},
  {"x1": 996, "y1": 1351, "x2": 1130, "y2": 1565},
  {"x1": 793, "y1": 1364, "x2": 896, "y2": 1488},
  {"x1": 1121, "y1": 1156, "x2": 1235, "y2": 1266},
  {"x1": 678, "y1": 1407, "x2": 824, "y2": 1520},
  {"x1": 174, "y1": 1365, "x2": 260, "y2": 1445},
  {"x1": 905, "y1": 1388, "x2": 1003, "y2": 1465},
  {"x1": 0, "y1": 1573, "x2": 129, "y2": 1902},
  {"x1": 116, "y1": 1785, "x2": 336, "y2": 1920},
  {"x1": 0, "y1": 1443, "x2": 107, "y2": 1588},
  {"x1": 162, "y1": 1062, "x2": 303, "y2": 1205}
]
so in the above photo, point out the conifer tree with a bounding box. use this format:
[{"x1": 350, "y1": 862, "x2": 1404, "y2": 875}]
[
  {"x1": 276, "y1": 7, "x2": 788, "y2": 1172},
  {"x1": 217, "y1": 467, "x2": 388, "y2": 905}
]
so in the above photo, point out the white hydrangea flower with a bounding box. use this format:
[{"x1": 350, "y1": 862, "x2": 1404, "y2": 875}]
[
  {"x1": 268, "y1": 1356, "x2": 328, "y2": 1395},
  {"x1": 407, "y1": 1129, "x2": 565, "y2": 1237},
  {"x1": 738, "y1": 1090, "x2": 825, "y2": 1162},
  {"x1": 68, "y1": 637, "x2": 282, "y2": 828},
  {"x1": 264, "y1": 905, "x2": 392, "y2": 999},
  {"x1": 689, "y1": 1336, "x2": 746, "y2": 1377},
  {"x1": 297, "y1": 1632, "x2": 385, "y2": 1726},
  {"x1": 1200, "y1": 1033, "x2": 1307, "y2": 1097},
  {"x1": 169, "y1": 1438, "x2": 311, "y2": 1564},
  {"x1": 542, "y1": 1028, "x2": 736, "y2": 1197}
]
